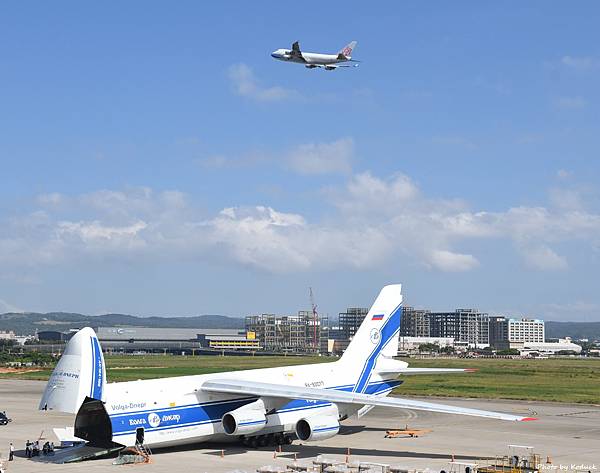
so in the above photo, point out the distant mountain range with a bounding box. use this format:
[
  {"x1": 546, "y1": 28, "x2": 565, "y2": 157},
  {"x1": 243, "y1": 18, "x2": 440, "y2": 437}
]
[
  {"x1": 545, "y1": 321, "x2": 600, "y2": 341},
  {"x1": 0, "y1": 312, "x2": 244, "y2": 335},
  {"x1": 2, "y1": 312, "x2": 599, "y2": 340}
]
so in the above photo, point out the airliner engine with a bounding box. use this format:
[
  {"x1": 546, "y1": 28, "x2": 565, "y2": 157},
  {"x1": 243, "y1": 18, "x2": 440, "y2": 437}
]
[
  {"x1": 295, "y1": 405, "x2": 340, "y2": 441},
  {"x1": 222, "y1": 399, "x2": 267, "y2": 435}
]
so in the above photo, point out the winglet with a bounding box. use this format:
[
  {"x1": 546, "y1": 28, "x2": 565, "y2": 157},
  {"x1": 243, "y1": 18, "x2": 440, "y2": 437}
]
[
  {"x1": 520, "y1": 417, "x2": 538, "y2": 421},
  {"x1": 464, "y1": 368, "x2": 478, "y2": 372}
]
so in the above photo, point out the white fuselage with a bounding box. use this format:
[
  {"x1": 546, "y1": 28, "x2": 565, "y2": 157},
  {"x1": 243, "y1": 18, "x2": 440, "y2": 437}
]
[
  {"x1": 104, "y1": 360, "x2": 398, "y2": 448},
  {"x1": 271, "y1": 49, "x2": 348, "y2": 66}
]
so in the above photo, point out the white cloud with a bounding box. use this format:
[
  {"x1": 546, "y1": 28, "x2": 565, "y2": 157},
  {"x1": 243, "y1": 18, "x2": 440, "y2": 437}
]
[
  {"x1": 57, "y1": 220, "x2": 148, "y2": 250},
  {"x1": 37, "y1": 192, "x2": 63, "y2": 206},
  {"x1": 332, "y1": 171, "x2": 420, "y2": 218},
  {"x1": 1, "y1": 172, "x2": 599, "y2": 275},
  {"x1": 560, "y1": 55, "x2": 597, "y2": 70},
  {"x1": 548, "y1": 187, "x2": 584, "y2": 211},
  {"x1": 554, "y1": 96, "x2": 587, "y2": 110},
  {"x1": 228, "y1": 63, "x2": 296, "y2": 102},
  {"x1": 205, "y1": 206, "x2": 393, "y2": 272},
  {"x1": 287, "y1": 138, "x2": 354, "y2": 175},
  {"x1": 521, "y1": 245, "x2": 568, "y2": 271},
  {"x1": 193, "y1": 138, "x2": 355, "y2": 175},
  {"x1": 557, "y1": 169, "x2": 572, "y2": 180},
  {"x1": 428, "y1": 250, "x2": 480, "y2": 272}
]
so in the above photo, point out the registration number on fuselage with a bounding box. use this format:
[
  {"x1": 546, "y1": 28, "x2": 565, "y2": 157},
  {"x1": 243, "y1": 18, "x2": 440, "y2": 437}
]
[{"x1": 305, "y1": 380, "x2": 325, "y2": 388}]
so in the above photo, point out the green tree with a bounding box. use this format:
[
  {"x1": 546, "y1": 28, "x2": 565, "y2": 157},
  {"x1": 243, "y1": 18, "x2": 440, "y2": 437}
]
[{"x1": 418, "y1": 343, "x2": 440, "y2": 353}]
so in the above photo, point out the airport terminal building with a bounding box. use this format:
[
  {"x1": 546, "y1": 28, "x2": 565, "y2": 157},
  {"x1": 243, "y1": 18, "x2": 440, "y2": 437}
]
[{"x1": 96, "y1": 327, "x2": 259, "y2": 352}]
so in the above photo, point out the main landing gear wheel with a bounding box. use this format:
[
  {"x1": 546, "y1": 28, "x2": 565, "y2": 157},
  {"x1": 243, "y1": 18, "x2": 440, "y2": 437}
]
[{"x1": 241, "y1": 433, "x2": 293, "y2": 449}]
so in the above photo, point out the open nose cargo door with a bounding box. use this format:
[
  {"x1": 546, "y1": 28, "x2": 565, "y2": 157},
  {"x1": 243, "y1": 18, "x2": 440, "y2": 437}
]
[{"x1": 39, "y1": 327, "x2": 106, "y2": 413}]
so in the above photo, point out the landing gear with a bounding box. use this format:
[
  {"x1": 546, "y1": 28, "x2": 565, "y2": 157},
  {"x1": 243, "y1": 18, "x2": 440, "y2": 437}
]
[{"x1": 241, "y1": 433, "x2": 293, "y2": 448}]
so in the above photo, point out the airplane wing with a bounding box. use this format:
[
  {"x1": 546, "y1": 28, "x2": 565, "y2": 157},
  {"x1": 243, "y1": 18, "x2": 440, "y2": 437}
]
[
  {"x1": 290, "y1": 41, "x2": 304, "y2": 60},
  {"x1": 201, "y1": 379, "x2": 536, "y2": 422},
  {"x1": 313, "y1": 64, "x2": 359, "y2": 70}
]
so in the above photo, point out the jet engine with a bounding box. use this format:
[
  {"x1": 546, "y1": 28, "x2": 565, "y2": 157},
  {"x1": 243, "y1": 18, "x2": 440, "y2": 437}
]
[
  {"x1": 222, "y1": 399, "x2": 267, "y2": 436},
  {"x1": 295, "y1": 405, "x2": 340, "y2": 442}
]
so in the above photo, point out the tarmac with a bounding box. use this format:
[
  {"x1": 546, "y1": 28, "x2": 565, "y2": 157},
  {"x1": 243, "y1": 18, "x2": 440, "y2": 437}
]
[{"x1": 0, "y1": 379, "x2": 598, "y2": 473}]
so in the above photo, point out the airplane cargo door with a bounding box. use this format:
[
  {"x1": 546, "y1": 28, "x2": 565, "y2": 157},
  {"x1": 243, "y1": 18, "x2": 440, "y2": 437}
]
[{"x1": 74, "y1": 397, "x2": 114, "y2": 447}]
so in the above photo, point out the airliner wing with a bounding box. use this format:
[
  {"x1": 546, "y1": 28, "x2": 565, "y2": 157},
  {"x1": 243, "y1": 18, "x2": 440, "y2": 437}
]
[
  {"x1": 201, "y1": 379, "x2": 536, "y2": 422},
  {"x1": 290, "y1": 41, "x2": 303, "y2": 60},
  {"x1": 316, "y1": 64, "x2": 358, "y2": 70}
]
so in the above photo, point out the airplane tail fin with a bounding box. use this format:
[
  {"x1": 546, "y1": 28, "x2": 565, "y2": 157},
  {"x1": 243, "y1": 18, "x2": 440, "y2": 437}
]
[
  {"x1": 339, "y1": 284, "x2": 402, "y2": 392},
  {"x1": 338, "y1": 40, "x2": 358, "y2": 58},
  {"x1": 39, "y1": 327, "x2": 106, "y2": 414}
]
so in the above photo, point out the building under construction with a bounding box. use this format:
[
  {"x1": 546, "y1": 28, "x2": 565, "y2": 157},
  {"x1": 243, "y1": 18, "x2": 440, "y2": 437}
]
[
  {"x1": 400, "y1": 306, "x2": 431, "y2": 337},
  {"x1": 245, "y1": 311, "x2": 327, "y2": 353}
]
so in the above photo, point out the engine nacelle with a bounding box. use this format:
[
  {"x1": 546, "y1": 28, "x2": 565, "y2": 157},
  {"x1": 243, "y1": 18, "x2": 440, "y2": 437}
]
[
  {"x1": 295, "y1": 409, "x2": 340, "y2": 442},
  {"x1": 222, "y1": 400, "x2": 267, "y2": 436}
]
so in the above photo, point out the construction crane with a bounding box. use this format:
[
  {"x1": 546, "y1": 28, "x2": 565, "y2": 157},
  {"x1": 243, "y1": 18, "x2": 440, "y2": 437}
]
[{"x1": 309, "y1": 287, "x2": 318, "y2": 352}]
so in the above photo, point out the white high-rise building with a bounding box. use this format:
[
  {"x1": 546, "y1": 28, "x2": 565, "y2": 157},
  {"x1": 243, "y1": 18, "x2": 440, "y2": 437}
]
[{"x1": 508, "y1": 318, "x2": 545, "y2": 343}]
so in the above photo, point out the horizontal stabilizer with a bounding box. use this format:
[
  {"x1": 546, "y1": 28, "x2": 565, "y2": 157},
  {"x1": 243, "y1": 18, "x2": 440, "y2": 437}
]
[{"x1": 395, "y1": 368, "x2": 478, "y2": 375}]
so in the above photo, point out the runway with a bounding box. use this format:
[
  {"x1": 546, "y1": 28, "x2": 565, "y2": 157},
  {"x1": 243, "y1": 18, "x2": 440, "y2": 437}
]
[{"x1": 1, "y1": 379, "x2": 598, "y2": 472}]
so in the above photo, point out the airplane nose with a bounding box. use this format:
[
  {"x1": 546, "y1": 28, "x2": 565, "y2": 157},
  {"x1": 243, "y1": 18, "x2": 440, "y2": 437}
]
[{"x1": 271, "y1": 52, "x2": 278, "y2": 58}]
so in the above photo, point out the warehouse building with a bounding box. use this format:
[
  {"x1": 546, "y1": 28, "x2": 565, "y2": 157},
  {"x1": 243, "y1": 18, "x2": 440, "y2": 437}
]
[
  {"x1": 519, "y1": 337, "x2": 581, "y2": 356},
  {"x1": 96, "y1": 327, "x2": 258, "y2": 351}
]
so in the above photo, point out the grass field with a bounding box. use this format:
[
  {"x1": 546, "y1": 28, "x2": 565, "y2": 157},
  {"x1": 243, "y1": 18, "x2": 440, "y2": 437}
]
[
  {"x1": 2, "y1": 355, "x2": 599, "y2": 405},
  {"x1": 395, "y1": 358, "x2": 600, "y2": 404}
]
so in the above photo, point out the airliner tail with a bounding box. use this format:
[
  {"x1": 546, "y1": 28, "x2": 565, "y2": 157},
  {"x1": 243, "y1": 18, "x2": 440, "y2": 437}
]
[
  {"x1": 338, "y1": 40, "x2": 358, "y2": 58},
  {"x1": 339, "y1": 284, "x2": 402, "y2": 374}
]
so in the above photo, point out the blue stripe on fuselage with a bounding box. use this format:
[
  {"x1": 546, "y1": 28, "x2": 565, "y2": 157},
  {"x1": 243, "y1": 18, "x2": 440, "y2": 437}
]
[
  {"x1": 91, "y1": 336, "x2": 103, "y2": 400},
  {"x1": 109, "y1": 379, "x2": 403, "y2": 437},
  {"x1": 89, "y1": 337, "x2": 96, "y2": 398}
]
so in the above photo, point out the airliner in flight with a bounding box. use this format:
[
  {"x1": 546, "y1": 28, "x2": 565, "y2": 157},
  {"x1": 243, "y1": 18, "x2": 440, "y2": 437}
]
[
  {"x1": 39, "y1": 285, "x2": 535, "y2": 458},
  {"x1": 271, "y1": 41, "x2": 359, "y2": 70}
]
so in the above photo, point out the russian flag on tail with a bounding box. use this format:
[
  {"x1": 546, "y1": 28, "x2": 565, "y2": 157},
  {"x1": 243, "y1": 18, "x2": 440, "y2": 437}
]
[{"x1": 371, "y1": 314, "x2": 384, "y2": 321}]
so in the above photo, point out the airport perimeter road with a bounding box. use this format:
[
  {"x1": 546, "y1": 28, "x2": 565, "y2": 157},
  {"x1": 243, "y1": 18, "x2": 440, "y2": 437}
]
[{"x1": 0, "y1": 380, "x2": 598, "y2": 473}]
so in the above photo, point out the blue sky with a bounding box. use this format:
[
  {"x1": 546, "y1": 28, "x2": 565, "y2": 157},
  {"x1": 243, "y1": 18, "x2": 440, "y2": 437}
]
[{"x1": 1, "y1": 2, "x2": 599, "y2": 321}]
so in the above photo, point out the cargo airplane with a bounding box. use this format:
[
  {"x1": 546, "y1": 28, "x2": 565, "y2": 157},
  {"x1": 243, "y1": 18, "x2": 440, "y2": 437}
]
[
  {"x1": 271, "y1": 41, "x2": 359, "y2": 70},
  {"x1": 39, "y1": 285, "x2": 535, "y2": 459}
]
